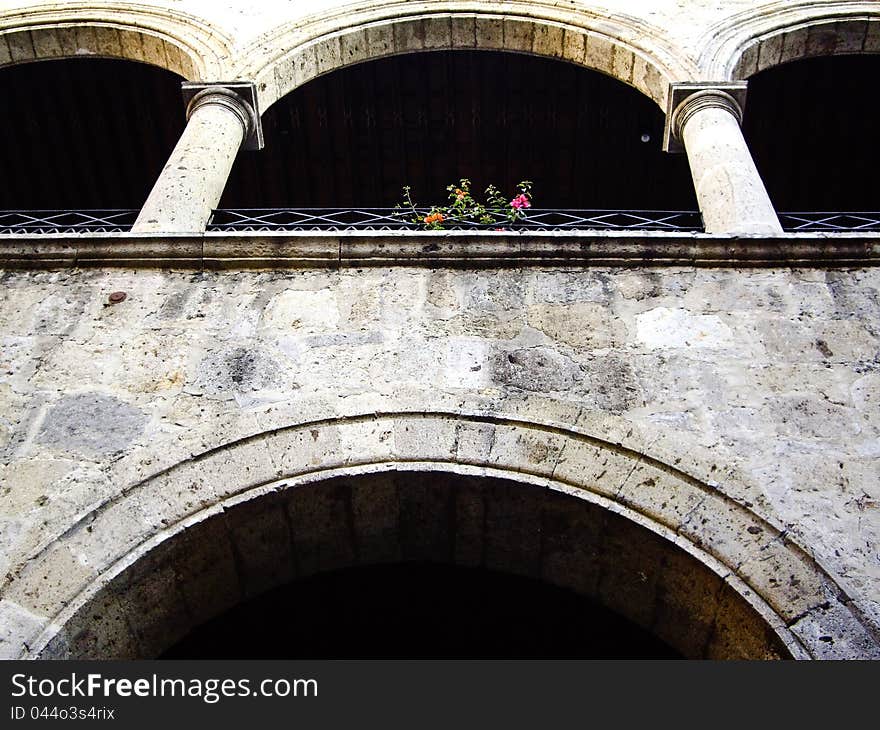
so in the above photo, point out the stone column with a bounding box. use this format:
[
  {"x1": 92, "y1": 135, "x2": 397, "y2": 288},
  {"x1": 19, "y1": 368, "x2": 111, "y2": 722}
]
[
  {"x1": 132, "y1": 86, "x2": 258, "y2": 233},
  {"x1": 670, "y1": 88, "x2": 782, "y2": 235}
]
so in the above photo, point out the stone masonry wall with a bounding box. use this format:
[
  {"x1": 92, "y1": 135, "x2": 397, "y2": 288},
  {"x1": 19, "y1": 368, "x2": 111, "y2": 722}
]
[{"x1": 1, "y1": 264, "x2": 878, "y2": 650}]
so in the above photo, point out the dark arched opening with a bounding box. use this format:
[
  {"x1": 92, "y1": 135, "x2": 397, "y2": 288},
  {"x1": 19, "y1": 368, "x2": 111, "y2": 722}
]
[
  {"x1": 743, "y1": 54, "x2": 880, "y2": 211},
  {"x1": 221, "y1": 51, "x2": 697, "y2": 210},
  {"x1": 161, "y1": 562, "x2": 681, "y2": 659},
  {"x1": 0, "y1": 58, "x2": 183, "y2": 208}
]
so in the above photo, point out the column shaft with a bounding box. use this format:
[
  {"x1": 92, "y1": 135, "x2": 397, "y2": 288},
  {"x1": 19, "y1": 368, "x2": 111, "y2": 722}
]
[
  {"x1": 674, "y1": 91, "x2": 782, "y2": 235},
  {"x1": 132, "y1": 90, "x2": 252, "y2": 233}
]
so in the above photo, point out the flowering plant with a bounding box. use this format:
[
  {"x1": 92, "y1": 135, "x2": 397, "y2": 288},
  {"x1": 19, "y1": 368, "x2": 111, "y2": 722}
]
[{"x1": 395, "y1": 179, "x2": 533, "y2": 230}]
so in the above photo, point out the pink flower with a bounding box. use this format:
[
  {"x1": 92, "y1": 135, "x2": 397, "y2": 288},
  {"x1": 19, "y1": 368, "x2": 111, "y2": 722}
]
[{"x1": 510, "y1": 194, "x2": 531, "y2": 210}]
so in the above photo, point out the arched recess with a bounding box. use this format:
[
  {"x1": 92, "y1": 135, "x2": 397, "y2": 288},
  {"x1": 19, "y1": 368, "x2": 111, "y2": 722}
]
[
  {"x1": 700, "y1": 2, "x2": 880, "y2": 80},
  {"x1": 241, "y1": 5, "x2": 698, "y2": 112},
  {"x1": 0, "y1": 3, "x2": 233, "y2": 79},
  {"x1": 1, "y1": 413, "x2": 876, "y2": 660}
]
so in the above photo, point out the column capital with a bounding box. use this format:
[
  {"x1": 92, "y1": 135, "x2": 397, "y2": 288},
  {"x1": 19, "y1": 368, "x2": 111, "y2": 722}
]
[
  {"x1": 181, "y1": 81, "x2": 264, "y2": 151},
  {"x1": 662, "y1": 82, "x2": 748, "y2": 153}
]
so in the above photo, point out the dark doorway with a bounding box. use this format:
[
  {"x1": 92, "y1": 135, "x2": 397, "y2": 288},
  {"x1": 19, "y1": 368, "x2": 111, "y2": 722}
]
[{"x1": 162, "y1": 562, "x2": 681, "y2": 659}]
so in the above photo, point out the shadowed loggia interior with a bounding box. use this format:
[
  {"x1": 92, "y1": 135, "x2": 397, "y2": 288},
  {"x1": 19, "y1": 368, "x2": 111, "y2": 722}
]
[{"x1": 161, "y1": 562, "x2": 682, "y2": 659}]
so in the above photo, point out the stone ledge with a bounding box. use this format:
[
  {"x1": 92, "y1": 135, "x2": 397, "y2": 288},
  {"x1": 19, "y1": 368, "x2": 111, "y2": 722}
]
[{"x1": 1, "y1": 230, "x2": 879, "y2": 269}]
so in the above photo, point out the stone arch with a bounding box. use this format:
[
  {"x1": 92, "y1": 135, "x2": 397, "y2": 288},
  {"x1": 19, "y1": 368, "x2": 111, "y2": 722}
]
[
  {"x1": 240, "y1": 4, "x2": 699, "y2": 111},
  {"x1": 0, "y1": 3, "x2": 233, "y2": 79},
  {"x1": 2, "y1": 411, "x2": 876, "y2": 660},
  {"x1": 701, "y1": 1, "x2": 880, "y2": 80}
]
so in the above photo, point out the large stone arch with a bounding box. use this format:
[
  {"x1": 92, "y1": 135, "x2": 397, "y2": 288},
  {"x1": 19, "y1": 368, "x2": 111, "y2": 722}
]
[
  {"x1": 700, "y1": 1, "x2": 880, "y2": 80},
  {"x1": 240, "y1": 2, "x2": 699, "y2": 111},
  {"x1": 0, "y1": 3, "x2": 232, "y2": 79},
  {"x1": 1, "y1": 407, "x2": 876, "y2": 660}
]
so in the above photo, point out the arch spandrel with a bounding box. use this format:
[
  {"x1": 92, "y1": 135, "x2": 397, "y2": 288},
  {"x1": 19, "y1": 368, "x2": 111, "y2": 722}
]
[{"x1": 1, "y1": 404, "x2": 876, "y2": 661}]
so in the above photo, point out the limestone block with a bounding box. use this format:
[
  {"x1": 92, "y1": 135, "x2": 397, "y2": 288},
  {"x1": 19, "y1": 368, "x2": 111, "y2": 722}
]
[
  {"x1": 65, "y1": 496, "x2": 157, "y2": 574},
  {"x1": 779, "y1": 27, "x2": 808, "y2": 65},
  {"x1": 118, "y1": 29, "x2": 146, "y2": 64},
  {"x1": 54, "y1": 26, "x2": 78, "y2": 56},
  {"x1": 805, "y1": 23, "x2": 839, "y2": 57},
  {"x1": 0, "y1": 599, "x2": 50, "y2": 659},
  {"x1": 393, "y1": 18, "x2": 424, "y2": 53},
  {"x1": 532, "y1": 23, "x2": 563, "y2": 58},
  {"x1": 450, "y1": 15, "x2": 476, "y2": 48},
  {"x1": 139, "y1": 32, "x2": 168, "y2": 68},
  {"x1": 29, "y1": 28, "x2": 62, "y2": 59},
  {"x1": 551, "y1": 438, "x2": 632, "y2": 498},
  {"x1": 97, "y1": 27, "x2": 123, "y2": 58},
  {"x1": 864, "y1": 22, "x2": 880, "y2": 53},
  {"x1": 612, "y1": 47, "x2": 634, "y2": 85},
  {"x1": 393, "y1": 414, "x2": 457, "y2": 463},
  {"x1": 314, "y1": 35, "x2": 342, "y2": 76},
  {"x1": 616, "y1": 463, "x2": 705, "y2": 532},
  {"x1": 453, "y1": 420, "x2": 495, "y2": 465},
  {"x1": 366, "y1": 22, "x2": 394, "y2": 57},
  {"x1": 756, "y1": 34, "x2": 783, "y2": 72},
  {"x1": 264, "y1": 425, "x2": 344, "y2": 477},
  {"x1": 561, "y1": 28, "x2": 586, "y2": 65},
  {"x1": 584, "y1": 33, "x2": 614, "y2": 76},
  {"x1": 0, "y1": 34, "x2": 11, "y2": 65},
  {"x1": 423, "y1": 16, "x2": 452, "y2": 49},
  {"x1": 475, "y1": 17, "x2": 503, "y2": 50},
  {"x1": 339, "y1": 27, "x2": 369, "y2": 66},
  {"x1": 502, "y1": 18, "x2": 533, "y2": 54},
  {"x1": 6, "y1": 31, "x2": 36, "y2": 62},
  {"x1": 736, "y1": 539, "x2": 828, "y2": 622},
  {"x1": 334, "y1": 418, "x2": 394, "y2": 466},
  {"x1": 487, "y1": 423, "x2": 565, "y2": 478},
  {"x1": 5, "y1": 544, "x2": 95, "y2": 619},
  {"x1": 790, "y1": 600, "x2": 880, "y2": 660},
  {"x1": 678, "y1": 493, "x2": 771, "y2": 569}
]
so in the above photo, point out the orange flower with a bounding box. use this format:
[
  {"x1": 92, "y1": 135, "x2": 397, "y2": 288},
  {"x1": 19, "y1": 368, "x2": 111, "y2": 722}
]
[
  {"x1": 455, "y1": 189, "x2": 466, "y2": 199},
  {"x1": 424, "y1": 212, "x2": 445, "y2": 224}
]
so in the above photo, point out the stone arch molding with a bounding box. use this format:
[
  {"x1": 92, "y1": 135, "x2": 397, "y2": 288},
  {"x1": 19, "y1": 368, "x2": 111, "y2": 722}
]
[
  {"x1": 237, "y1": 2, "x2": 700, "y2": 111},
  {"x1": 700, "y1": 1, "x2": 880, "y2": 80},
  {"x1": 0, "y1": 2, "x2": 233, "y2": 79},
  {"x1": 1, "y1": 410, "x2": 877, "y2": 660}
]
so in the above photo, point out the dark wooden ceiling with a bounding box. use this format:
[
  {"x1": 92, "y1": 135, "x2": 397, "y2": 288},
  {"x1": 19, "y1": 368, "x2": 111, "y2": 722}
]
[
  {"x1": 0, "y1": 58, "x2": 183, "y2": 209},
  {"x1": 743, "y1": 53, "x2": 880, "y2": 211},
  {"x1": 0, "y1": 51, "x2": 876, "y2": 213},
  {"x1": 222, "y1": 51, "x2": 697, "y2": 210}
]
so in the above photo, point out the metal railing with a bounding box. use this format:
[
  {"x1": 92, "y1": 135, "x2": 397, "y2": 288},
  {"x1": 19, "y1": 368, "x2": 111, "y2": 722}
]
[
  {"x1": 3, "y1": 208, "x2": 880, "y2": 234},
  {"x1": 206, "y1": 208, "x2": 704, "y2": 231},
  {"x1": 0, "y1": 210, "x2": 138, "y2": 233},
  {"x1": 777, "y1": 212, "x2": 880, "y2": 231}
]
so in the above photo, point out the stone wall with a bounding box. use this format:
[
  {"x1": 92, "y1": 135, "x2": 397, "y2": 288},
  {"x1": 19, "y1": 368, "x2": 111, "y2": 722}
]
[{"x1": 1, "y1": 264, "x2": 878, "y2": 658}]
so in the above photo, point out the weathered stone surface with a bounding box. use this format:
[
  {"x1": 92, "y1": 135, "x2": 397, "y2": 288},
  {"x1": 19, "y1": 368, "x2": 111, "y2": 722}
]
[{"x1": 36, "y1": 392, "x2": 147, "y2": 458}]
